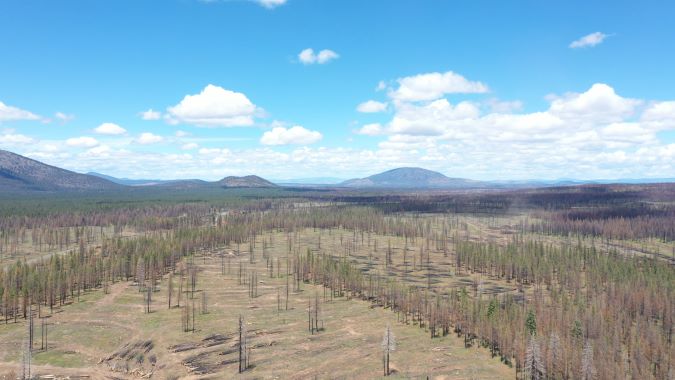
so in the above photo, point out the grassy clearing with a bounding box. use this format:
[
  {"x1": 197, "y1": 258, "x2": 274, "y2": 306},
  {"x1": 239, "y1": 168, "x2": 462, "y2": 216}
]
[{"x1": 0, "y1": 223, "x2": 517, "y2": 378}]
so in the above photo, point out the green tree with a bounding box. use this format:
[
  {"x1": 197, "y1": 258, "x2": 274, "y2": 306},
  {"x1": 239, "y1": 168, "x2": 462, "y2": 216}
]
[{"x1": 525, "y1": 310, "x2": 537, "y2": 336}]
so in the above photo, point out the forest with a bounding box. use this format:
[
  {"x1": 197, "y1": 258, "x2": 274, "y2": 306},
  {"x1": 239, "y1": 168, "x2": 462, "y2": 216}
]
[{"x1": 0, "y1": 183, "x2": 673, "y2": 379}]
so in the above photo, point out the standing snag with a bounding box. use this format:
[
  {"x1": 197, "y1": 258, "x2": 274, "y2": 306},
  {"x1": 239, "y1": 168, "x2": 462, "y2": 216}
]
[
  {"x1": 524, "y1": 333, "x2": 545, "y2": 380},
  {"x1": 238, "y1": 315, "x2": 249, "y2": 373},
  {"x1": 381, "y1": 325, "x2": 396, "y2": 376},
  {"x1": 581, "y1": 340, "x2": 595, "y2": 380}
]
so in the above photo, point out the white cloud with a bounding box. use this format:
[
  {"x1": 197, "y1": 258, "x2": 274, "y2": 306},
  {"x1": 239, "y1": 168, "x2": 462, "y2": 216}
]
[
  {"x1": 317, "y1": 49, "x2": 339, "y2": 64},
  {"x1": 0, "y1": 101, "x2": 41, "y2": 121},
  {"x1": 357, "y1": 100, "x2": 388, "y2": 113},
  {"x1": 256, "y1": 0, "x2": 287, "y2": 8},
  {"x1": 8, "y1": 79, "x2": 675, "y2": 181},
  {"x1": 166, "y1": 84, "x2": 258, "y2": 127},
  {"x1": 81, "y1": 145, "x2": 113, "y2": 158},
  {"x1": 356, "y1": 123, "x2": 384, "y2": 136},
  {"x1": 641, "y1": 101, "x2": 675, "y2": 130},
  {"x1": 94, "y1": 122, "x2": 127, "y2": 135},
  {"x1": 346, "y1": 81, "x2": 675, "y2": 179},
  {"x1": 54, "y1": 112, "x2": 75, "y2": 123},
  {"x1": 140, "y1": 109, "x2": 162, "y2": 120},
  {"x1": 389, "y1": 99, "x2": 480, "y2": 136},
  {"x1": 181, "y1": 142, "x2": 199, "y2": 150},
  {"x1": 298, "y1": 48, "x2": 339, "y2": 65},
  {"x1": 260, "y1": 126, "x2": 322, "y2": 145},
  {"x1": 485, "y1": 98, "x2": 523, "y2": 113},
  {"x1": 137, "y1": 132, "x2": 164, "y2": 145},
  {"x1": 175, "y1": 130, "x2": 190, "y2": 137},
  {"x1": 570, "y1": 32, "x2": 609, "y2": 48},
  {"x1": 389, "y1": 71, "x2": 489, "y2": 102},
  {"x1": 0, "y1": 133, "x2": 35, "y2": 145},
  {"x1": 548, "y1": 83, "x2": 640, "y2": 123},
  {"x1": 66, "y1": 136, "x2": 99, "y2": 148}
]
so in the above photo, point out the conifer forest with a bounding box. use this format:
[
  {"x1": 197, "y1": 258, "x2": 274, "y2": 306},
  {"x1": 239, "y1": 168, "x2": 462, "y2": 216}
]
[{"x1": 0, "y1": 184, "x2": 673, "y2": 379}]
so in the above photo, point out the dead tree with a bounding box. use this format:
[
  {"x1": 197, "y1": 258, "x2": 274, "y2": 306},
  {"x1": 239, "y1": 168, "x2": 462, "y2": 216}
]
[
  {"x1": 524, "y1": 334, "x2": 545, "y2": 380},
  {"x1": 22, "y1": 322, "x2": 31, "y2": 380},
  {"x1": 581, "y1": 341, "x2": 595, "y2": 380},
  {"x1": 382, "y1": 325, "x2": 396, "y2": 376},
  {"x1": 145, "y1": 286, "x2": 152, "y2": 313},
  {"x1": 167, "y1": 273, "x2": 174, "y2": 309},
  {"x1": 238, "y1": 315, "x2": 248, "y2": 373}
]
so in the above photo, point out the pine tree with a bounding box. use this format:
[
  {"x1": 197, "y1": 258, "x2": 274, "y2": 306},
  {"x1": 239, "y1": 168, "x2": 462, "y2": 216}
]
[{"x1": 525, "y1": 310, "x2": 537, "y2": 336}]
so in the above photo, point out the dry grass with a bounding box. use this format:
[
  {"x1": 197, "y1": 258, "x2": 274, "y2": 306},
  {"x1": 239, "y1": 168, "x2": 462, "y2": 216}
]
[{"x1": 0, "y1": 223, "x2": 516, "y2": 379}]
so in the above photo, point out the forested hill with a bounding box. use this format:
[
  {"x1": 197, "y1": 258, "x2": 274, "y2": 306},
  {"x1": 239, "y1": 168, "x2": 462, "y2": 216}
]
[{"x1": 0, "y1": 149, "x2": 120, "y2": 192}]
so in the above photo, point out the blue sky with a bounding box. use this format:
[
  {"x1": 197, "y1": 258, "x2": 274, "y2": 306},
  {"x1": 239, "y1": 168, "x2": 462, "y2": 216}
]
[{"x1": 1, "y1": 0, "x2": 675, "y2": 180}]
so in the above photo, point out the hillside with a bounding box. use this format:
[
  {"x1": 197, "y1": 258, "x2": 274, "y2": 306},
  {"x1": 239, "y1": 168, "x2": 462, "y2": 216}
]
[
  {"x1": 341, "y1": 167, "x2": 483, "y2": 189},
  {"x1": 218, "y1": 175, "x2": 278, "y2": 188},
  {"x1": 0, "y1": 150, "x2": 120, "y2": 191}
]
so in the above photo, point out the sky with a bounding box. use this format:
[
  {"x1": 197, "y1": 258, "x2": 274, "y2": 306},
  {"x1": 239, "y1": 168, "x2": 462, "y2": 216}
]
[{"x1": 1, "y1": 0, "x2": 675, "y2": 181}]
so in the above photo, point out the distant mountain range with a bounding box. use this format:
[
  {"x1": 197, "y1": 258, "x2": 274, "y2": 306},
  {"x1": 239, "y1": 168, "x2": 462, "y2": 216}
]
[
  {"x1": 340, "y1": 167, "x2": 484, "y2": 189},
  {"x1": 1, "y1": 149, "x2": 673, "y2": 193},
  {"x1": 87, "y1": 172, "x2": 277, "y2": 188},
  {"x1": 87, "y1": 172, "x2": 178, "y2": 186},
  {"x1": 271, "y1": 177, "x2": 346, "y2": 185},
  {"x1": 0, "y1": 150, "x2": 276, "y2": 192}
]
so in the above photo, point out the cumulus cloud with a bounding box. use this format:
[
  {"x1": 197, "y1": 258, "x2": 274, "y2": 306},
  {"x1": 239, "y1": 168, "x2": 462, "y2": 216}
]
[
  {"x1": 389, "y1": 71, "x2": 488, "y2": 102},
  {"x1": 357, "y1": 100, "x2": 388, "y2": 113},
  {"x1": 136, "y1": 132, "x2": 164, "y2": 145},
  {"x1": 349, "y1": 81, "x2": 675, "y2": 179},
  {"x1": 94, "y1": 122, "x2": 127, "y2": 135},
  {"x1": 548, "y1": 83, "x2": 640, "y2": 123},
  {"x1": 388, "y1": 99, "x2": 480, "y2": 136},
  {"x1": 0, "y1": 133, "x2": 35, "y2": 145},
  {"x1": 485, "y1": 98, "x2": 523, "y2": 113},
  {"x1": 356, "y1": 123, "x2": 385, "y2": 136},
  {"x1": 140, "y1": 109, "x2": 162, "y2": 120},
  {"x1": 181, "y1": 142, "x2": 199, "y2": 150},
  {"x1": 260, "y1": 126, "x2": 322, "y2": 145},
  {"x1": 570, "y1": 32, "x2": 609, "y2": 48},
  {"x1": 256, "y1": 0, "x2": 287, "y2": 8},
  {"x1": 66, "y1": 136, "x2": 99, "y2": 148},
  {"x1": 166, "y1": 84, "x2": 258, "y2": 127},
  {"x1": 641, "y1": 101, "x2": 675, "y2": 127},
  {"x1": 8, "y1": 75, "x2": 675, "y2": 181},
  {"x1": 298, "y1": 48, "x2": 339, "y2": 65},
  {"x1": 0, "y1": 101, "x2": 41, "y2": 121}
]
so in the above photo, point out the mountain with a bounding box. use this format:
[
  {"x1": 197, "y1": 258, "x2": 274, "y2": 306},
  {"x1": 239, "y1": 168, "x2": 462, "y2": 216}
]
[
  {"x1": 88, "y1": 172, "x2": 211, "y2": 187},
  {"x1": 218, "y1": 175, "x2": 277, "y2": 188},
  {"x1": 341, "y1": 167, "x2": 483, "y2": 189},
  {"x1": 272, "y1": 177, "x2": 345, "y2": 185},
  {"x1": 90, "y1": 170, "x2": 277, "y2": 189},
  {"x1": 91, "y1": 171, "x2": 277, "y2": 189},
  {"x1": 87, "y1": 172, "x2": 172, "y2": 186},
  {"x1": 0, "y1": 150, "x2": 120, "y2": 191}
]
